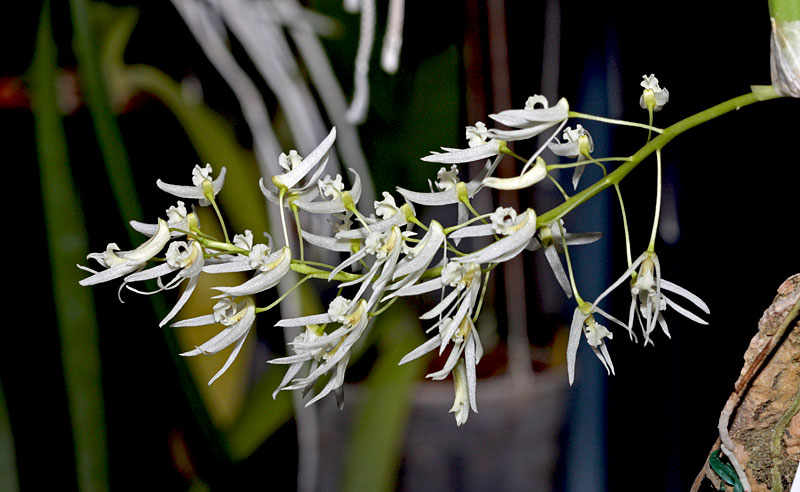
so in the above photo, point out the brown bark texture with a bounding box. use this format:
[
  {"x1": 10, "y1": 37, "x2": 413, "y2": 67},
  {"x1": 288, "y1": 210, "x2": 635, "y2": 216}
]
[{"x1": 694, "y1": 273, "x2": 800, "y2": 492}]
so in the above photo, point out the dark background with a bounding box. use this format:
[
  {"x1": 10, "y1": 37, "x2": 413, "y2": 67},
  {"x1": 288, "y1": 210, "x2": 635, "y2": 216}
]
[{"x1": 1, "y1": 0, "x2": 798, "y2": 490}]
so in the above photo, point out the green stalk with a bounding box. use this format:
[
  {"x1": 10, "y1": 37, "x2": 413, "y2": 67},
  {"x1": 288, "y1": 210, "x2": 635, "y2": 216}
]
[
  {"x1": 70, "y1": 0, "x2": 142, "y2": 227},
  {"x1": 538, "y1": 89, "x2": 783, "y2": 226},
  {"x1": 0, "y1": 381, "x2": 19, "y2": 492},
  {"x1": 32, "y1": 3, "x2": 108, "y2": 490}
]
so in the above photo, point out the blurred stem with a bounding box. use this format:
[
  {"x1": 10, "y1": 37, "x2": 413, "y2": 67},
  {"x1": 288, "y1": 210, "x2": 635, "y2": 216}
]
[
  {"x1": 70, "y1": 0, "x2": 142, "y2": 228},
  {"x1": 0, "y1": 381, "x2": 18, "y2": 492},
  {"x1": 32, "y1": 2, "x2": 109, "y2": 490}
]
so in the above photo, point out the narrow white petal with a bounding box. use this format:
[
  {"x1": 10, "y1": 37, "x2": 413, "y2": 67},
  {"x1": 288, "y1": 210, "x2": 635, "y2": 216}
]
[
  {"x1": 78, "y1": 263, "x2": 141, "y2": 286},
  {"x1": 396, "y1": 187, "x2": 457, "y2": 207},
  {"x1": 398, "y1": 335, "x2": 441, "y2": 365},
  {"x1": 207, "y1": 332, "x2": 248, "y2": 385},
  {"x1": 664, "y1": 295, "x2": 708, "y2": 325},
  {"x1": 567, "y1": 308, "x2": 586, "y2": 385},
  {"x1": 275, "y1": 313, "x2": 332, "y2": 327},
  {"x1": 419, "y1": 289, "x2": 460, "y2": 320},
  {"x1": 590, "y1": 252, "x2": 648, "y2": 311},
  {"x1": 276, "y1": 127, "x2": 336, "y2": 189},
  {"x1": 124, "y1": 263, "x2": 176, "y2": 283},
  {"x1": 449, "y1": 223, "x2": 495, "y2": 240},
  {"x1": 159, "y1": 275, "x2": 199, "y2": 327},
  {"x1": 302, "y1": 230, "x2": 354, "y2": 252},
  {"x1": 465, "y1": 333, "x2": 479, "y2": 413},
  {"x1": 543, "y1": 245, "x2": 572, "y2": 297},
  {"x1": 660, "y1": 279, "x2": 710, "y2": 314},
  {"x1": 420, "y1": 141, "x2": 501, "y2": 164},
  {"x1": 383, "y1": 277, "x2": 443, "y2": 299},
  {"x1": 171, "y1": 313, "x2": 216, "y2": 328},
  {"x1": 213, "y1": 248, "x2": 291, "y2": 297},
  {"x1": 202, "y1": 258, "x2": 254, "y2": 274}
]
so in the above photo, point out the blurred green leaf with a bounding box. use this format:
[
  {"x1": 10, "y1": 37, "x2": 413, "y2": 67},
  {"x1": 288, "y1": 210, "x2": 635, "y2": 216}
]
[
  {"x1": 224, "y1": 366, "x2": 295, "y2": 461},
  {"x1": 32, "y1": 2, "x2": 109, "y2": 490},
  {"x1": 340, "y1": 305, "x2": 426, "y2": 492},
  {"x1": 121, "y1": 64, "x2": 269, "y2": 236},
  {"x1": 71, "y1": 0, "x2": 142, "y2": 227},
  {"x1": 0, "y1": 381, "x2": 18, "y2": 492}
]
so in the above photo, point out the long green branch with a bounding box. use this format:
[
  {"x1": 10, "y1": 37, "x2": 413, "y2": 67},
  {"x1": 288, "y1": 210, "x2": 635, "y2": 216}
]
[{"x1": 538, "y1": 88, "x2": 783, "y2": 227}]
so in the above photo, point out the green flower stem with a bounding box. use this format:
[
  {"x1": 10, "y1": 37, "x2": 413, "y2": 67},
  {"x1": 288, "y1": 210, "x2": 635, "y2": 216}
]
[
  {"x1": 558, "y1": 221, "x2": 583, "y2": 305},
  {"x1": 546, "y1": 173, "x2": 570, "y2": 200},
  {"x1": 546, "y1": 157, "x2": 630, "y2": 170},
  {"x1": 368, "y1": 297, "x2": 399, "y2": 317},
  {"x1": 646, "y1": 149, "x2": 663, "y2": 253},
  {"x1": 472, "y1": 263, "x2": 498, "y2": 322},
  {"x1": 443, "y1": 212, "x2": 495, "y2": 234},
  {"x1": 569, "y1": 111, "x2": 664, "y2": 134},
  {"x1": 291, "y1": 203, "x2": 305, "y2": 262},
  {"x1": 279, "y1": 187, "x2": 290, "y2": 248},
  {"x1": 613, "y1": 184, "x2": 633, "y2": 267},
  {"x1": 207, "y1": 196, "x2": 231, "y2": 244},
  {"x1": 499, "y1": 144, "x2": 527, "y2": 163},
  {"x1": 290, "y1": 262, "x2": 361, "y2": 282},
  {"x1": 255, "y1": 275, "x2": 311, "y2": 314},
  {"x1": 200, "y1": 240, "x2": 248, "y2": 255},
  {"x1": 538, "y1": 89, "x2": 783, "y2": 227}
]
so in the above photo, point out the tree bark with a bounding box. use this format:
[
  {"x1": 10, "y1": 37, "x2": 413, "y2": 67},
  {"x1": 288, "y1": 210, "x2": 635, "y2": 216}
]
[{"x1": 693, "y1": 273, "x2": 800, "y2": 492}]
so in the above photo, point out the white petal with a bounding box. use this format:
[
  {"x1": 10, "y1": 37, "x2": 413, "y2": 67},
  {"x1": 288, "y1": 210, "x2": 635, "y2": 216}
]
[
  {"x1": 398, "y1": 335, "x2": 442, "y2": 365},
  {"x1": 567, "y1": 308, "x2": 586, "y2": 385},
  {"x1": 275, "y1": 127, "x2": 336, "y2": 189},
  {"x1": 543, "y1": 244, "x2": 572, "y2": 298},
  {"x1": 207, "y1": 332, "x2": 248, "y2": 385},
  {"x1": 660, "y1": 279, "x2": 710, "y2": 314},
  {"x1": 212, "y1": 247, "x2": 291, "y2": 297},
  {"x1": 420, "y1": 140, "x2": 501, "y2": 164},
  {"x1": 664, "y1": 295, "x2": 708, "y2": 325}
]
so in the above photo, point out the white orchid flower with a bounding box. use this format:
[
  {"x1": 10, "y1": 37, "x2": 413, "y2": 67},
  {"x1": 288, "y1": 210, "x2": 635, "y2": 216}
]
[
  {"x1": 293, "y1": 169, "x2": 363, "y2": 215},
  {"x1": 78, "y1": 218, "x2": 171, "y2": 286},
  {"x1": 566, "y1": 302, "x2": 628, "y2": 385},
  {"x1": 130, "y1": 201, "x2": 196, "y2": 238},
  {"x1": 421, "y1": 122, "x2": 505, "y2": 164},
  {"x1": 639, "y1": 74, "x2": 670, "y2": 111},
  {"x1": 123, "y1": 240, "x2": 205, "y2": 327},
  {"x1": 270, "y1": 297, "x2": 370, "y2": 407},
  {"x1": 157, "y1": 164, "x2": 227, "y2": 206},
  {"x1": 384, "y1": 220, "x2": 446, "y2": 294},
  {"x1": 590, "y1": 251, "x2": 710, "y2": 346},
  {"x1": 327, "y1": 227, "x2": 403, "y2": 310},
  {"x1": 175, "y1": 296, "x2": 257, "y2": 385},
  {"x1": 399, "y1": 314, "x2": 484, "y2": 426},
  {"x1": 548, "y1": 124, "x2": 595, "y2": 188},
  {"x1": 211, "y1": 246, "x2": 292, "y2": 298},
  {"x1": 452, "y1": 209, "x2": 537, "y2": 265},
  {"x1": 487, "y1": 95, "x2": 569, "y2": 142},
  {"x1": 271, "y1": 127, "x2": 337, "y2": 191}
]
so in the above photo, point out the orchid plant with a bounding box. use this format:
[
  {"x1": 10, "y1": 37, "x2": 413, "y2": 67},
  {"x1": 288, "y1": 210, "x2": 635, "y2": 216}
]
[{"x1": 75, "y1": 8, "x2": 799, "y2": 492}]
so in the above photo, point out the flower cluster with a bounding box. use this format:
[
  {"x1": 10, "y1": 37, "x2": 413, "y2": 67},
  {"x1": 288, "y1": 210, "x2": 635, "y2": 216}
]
[{"x1": 79, "y1": 78, "x2": 711, "y2": 426}]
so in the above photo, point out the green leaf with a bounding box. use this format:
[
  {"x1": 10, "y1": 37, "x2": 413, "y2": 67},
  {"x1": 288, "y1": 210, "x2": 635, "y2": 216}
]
[
  {"x1": 32, "y1": 2, "x2": 109, "y2": 489},
  {"x1": 0, "y1": 381, "x2": 19, "y2": 492},
  {"x1": 709, "y1": 449, "x2": 739, "y2": 486}
]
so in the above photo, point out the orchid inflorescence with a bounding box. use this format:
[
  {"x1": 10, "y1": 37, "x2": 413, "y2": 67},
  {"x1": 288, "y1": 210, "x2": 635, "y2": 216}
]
[{"x1": 80, "y1": 74, "x2": 716, "y2": 426}]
